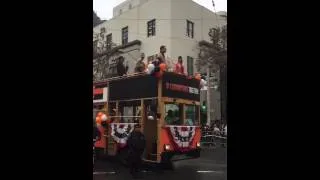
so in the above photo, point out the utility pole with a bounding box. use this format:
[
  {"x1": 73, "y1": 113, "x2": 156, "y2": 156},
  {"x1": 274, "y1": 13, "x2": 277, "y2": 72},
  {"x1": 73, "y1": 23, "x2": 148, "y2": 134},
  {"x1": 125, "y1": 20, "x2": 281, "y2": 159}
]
[
  {"x1": 206, "y1": 67, "x2": 211, "y2": 126},
  {"x1": 207, "y1": 0, "x2": 215, "y2": 127}
]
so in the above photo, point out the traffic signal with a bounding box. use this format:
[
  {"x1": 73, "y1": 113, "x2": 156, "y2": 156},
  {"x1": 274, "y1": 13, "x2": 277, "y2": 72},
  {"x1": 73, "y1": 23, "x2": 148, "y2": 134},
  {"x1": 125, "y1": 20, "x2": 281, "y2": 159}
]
[
  {"x1": 200, "y1": 101, "x2": 207, "y2": 126},
  {"x1": 201, "y1": 101, "x2": 207, "y2": 112}
]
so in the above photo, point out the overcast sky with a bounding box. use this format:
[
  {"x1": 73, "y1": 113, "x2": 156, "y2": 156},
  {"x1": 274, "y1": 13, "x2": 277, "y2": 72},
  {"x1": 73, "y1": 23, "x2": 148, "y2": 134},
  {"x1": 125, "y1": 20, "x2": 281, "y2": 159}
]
[{"x1": 93, "y1": 0, "x2": 227, "y2": 20}]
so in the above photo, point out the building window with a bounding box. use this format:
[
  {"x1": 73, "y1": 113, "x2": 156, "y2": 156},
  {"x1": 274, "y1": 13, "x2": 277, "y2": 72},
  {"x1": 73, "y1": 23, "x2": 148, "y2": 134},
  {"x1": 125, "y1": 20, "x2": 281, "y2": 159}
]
[
  {"x1": 147, "y1": 19, "x2": 156, "y2": 37},
  {"x1": 106, "y1": 33, "x2": 112, "y2": 50},
  {"x1": 119, "y1": 9, "x2": 122, "y2": 14},
  {"x1": 129, "y1": 4, "x2": 132, "y2": 9},
  {"x1": 186, "y1": 20, "x2": 194, "y2": 38},
  {"x1": 122, "y1": 26, "x2": 128, "y2": 45},
  {"x1": 187, "y1": 56, "x2": 194, "y2": 75}
]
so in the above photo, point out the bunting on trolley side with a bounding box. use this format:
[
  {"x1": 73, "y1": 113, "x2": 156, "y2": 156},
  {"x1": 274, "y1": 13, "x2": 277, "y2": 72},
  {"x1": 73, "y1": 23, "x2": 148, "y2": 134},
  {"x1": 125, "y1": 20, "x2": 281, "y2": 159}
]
[
  {"x1": 167, "y1": 126, "x2": 196, "y2": 151},
  {"x1": 110, "y1": 123, "x2": 136, "y2": 148}
]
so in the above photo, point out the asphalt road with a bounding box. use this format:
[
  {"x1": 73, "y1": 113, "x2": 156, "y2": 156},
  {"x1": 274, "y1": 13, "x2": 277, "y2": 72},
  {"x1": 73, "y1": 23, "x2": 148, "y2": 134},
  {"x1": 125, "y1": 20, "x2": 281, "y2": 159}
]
[{"x1": 93, "y1": 147, "x2": 227, "y2": 180}]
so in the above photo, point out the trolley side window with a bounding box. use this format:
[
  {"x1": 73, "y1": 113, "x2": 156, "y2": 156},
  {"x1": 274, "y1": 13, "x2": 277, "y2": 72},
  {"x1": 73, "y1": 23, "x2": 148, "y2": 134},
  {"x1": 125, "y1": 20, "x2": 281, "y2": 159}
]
[
  {"x1": 184, "y1": 105, "x2": 199, "y2": 126},
  {"x1": 108, "y1": 102, "x2": 117, "y2": 122},
  {"x1": 119, "y1": 101, "x2": 141, "y2": 123},
  {"x1": 144, "y1": 99, "x2": 158, "y2": 121}
]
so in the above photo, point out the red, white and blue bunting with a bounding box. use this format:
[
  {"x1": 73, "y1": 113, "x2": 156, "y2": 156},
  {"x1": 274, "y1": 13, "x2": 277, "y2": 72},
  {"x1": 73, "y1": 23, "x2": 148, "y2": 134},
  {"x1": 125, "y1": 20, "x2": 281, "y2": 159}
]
[
  {"x1": 167, "y1": 125, "x2": 196, "y2": 151},
  {"x1": 110, "y1": 123, "x2": 136, "y2": 148}
]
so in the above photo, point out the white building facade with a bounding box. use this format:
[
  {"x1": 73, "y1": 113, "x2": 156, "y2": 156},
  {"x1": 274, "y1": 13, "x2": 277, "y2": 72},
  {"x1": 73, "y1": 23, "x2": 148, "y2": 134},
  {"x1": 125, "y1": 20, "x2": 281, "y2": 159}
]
[{"x1": 93, "y1": 0, "x2": 227, "y2": 75}]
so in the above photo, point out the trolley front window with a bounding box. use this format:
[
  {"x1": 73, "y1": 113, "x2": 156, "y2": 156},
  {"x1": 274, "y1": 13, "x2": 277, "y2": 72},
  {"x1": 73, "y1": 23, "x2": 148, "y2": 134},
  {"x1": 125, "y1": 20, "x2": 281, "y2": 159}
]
[
  {"x1": 164, "y1": 103, "x2": 199, "y2": 126},
  {"x1": 164, "y1": 103, "x2": 183, "y2": 125},
  {"x1": 184, "y1": 105, "x2": 199, "y2": 126}
]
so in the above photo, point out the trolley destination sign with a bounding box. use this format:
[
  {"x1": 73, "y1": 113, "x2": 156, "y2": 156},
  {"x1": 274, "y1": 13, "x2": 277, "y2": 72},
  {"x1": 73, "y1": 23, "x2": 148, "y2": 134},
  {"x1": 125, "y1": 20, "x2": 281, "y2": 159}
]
[
  {"x1": 165, "y1": 83, "x2": 199, "y2": 95},
  {"x1": 162, "y1": 72, "x2": 200, "y2": 101},
  {"x1": 104, "y1": 72, "x2": 200, "y2": 102}
]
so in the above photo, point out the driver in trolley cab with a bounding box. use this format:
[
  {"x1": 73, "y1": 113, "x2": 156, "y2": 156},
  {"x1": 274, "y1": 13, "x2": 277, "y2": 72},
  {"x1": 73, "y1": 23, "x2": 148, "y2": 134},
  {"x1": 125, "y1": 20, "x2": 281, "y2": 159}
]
[{"x1": 165, "y1": 110, "x2": 175, "y2": 125}]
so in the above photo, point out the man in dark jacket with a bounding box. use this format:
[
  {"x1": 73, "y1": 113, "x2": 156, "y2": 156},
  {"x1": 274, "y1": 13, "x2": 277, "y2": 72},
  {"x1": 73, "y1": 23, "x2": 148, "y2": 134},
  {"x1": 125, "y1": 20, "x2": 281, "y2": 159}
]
[
  {"x1": 93, "y1": 121, "x2": 101, "y2": 143},
  {"x1": 93, "y1": 122, "x2": 101, "y2": 165},
  {"x1": 117, "y1": 56, "x2": 128, "y2": 76},
  {"x1": 127, "y1": 124, "x2": 146, "y2": 178}
]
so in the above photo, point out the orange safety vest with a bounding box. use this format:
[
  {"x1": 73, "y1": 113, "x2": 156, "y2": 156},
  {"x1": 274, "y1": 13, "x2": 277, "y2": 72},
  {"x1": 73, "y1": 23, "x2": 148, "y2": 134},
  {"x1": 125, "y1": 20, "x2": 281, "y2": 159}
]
[{"x1": 94, "y1": 125, "x2": 106, "y2": 149}]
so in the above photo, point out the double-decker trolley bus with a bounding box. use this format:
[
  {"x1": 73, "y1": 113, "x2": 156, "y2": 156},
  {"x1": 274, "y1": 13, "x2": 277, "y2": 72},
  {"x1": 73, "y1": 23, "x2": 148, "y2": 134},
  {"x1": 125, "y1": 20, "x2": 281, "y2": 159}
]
[{"x1": 93, "y1": 72, "x2": 201, "y2": 168}]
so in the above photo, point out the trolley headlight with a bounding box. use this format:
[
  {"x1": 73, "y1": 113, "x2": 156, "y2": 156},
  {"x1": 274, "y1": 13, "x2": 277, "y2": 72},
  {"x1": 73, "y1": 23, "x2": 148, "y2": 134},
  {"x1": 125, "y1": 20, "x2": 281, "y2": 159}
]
[
  {"x1": 164, "y1": 144, "x2": 171, "y2": 151},
  {"x1": 196, "y1": 142, "x2": 201, "y2": 148}
]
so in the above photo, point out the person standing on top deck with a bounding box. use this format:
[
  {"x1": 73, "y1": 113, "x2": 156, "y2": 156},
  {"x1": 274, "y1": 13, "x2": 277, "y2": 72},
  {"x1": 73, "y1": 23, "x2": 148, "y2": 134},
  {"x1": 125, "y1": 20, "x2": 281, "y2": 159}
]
[
  {"x1": 135, "y1": 53, "x2": 146, "y2": 73},
  {"x1": 156, "y1": 45, "x2": 166, "y2": 65},
  {"x1": 117, "y1": 56, "x2": 128, "y2": 76},
  {"x1": 174, "y1": 56, "x2": 185, "y2": 74}
]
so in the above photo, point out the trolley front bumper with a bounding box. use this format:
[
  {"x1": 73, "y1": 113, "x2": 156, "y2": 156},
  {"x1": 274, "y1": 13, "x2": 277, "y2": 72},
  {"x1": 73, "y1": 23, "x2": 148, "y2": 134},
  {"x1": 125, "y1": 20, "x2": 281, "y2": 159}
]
[{"x1": 161, "y1": 148, "x2": 201, "y2": 162}]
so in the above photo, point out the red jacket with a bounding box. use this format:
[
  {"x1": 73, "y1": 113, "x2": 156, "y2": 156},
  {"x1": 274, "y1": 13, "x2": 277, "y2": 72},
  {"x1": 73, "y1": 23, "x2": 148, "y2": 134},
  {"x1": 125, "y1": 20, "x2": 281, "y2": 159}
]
[{"x1": 175, "y1": 63, "x2": 184, "y2": 74}]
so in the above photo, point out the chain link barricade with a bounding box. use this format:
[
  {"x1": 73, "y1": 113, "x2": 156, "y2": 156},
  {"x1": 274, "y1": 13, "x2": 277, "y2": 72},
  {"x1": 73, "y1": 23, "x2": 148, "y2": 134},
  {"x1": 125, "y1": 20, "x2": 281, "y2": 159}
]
[{"x1": 200, "y1": 128, "x2": 227, "y2": 149}]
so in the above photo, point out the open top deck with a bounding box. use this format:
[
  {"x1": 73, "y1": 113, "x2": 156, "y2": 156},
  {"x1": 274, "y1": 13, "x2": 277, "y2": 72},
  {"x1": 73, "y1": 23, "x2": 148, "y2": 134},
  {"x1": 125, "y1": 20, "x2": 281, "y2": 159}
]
[{"x1": 104, "y1": 72, "x2": 200, "y2": 102}]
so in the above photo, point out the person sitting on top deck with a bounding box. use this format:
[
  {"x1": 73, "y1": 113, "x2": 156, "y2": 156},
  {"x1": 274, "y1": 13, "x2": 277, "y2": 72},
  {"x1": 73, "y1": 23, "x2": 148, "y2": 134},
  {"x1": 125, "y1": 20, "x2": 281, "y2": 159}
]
[
  {"x1": 135, "y1": 53, "x2": 146, "y2": 73},
  {"x1": 153, "y1": 55, "x2": 161, "y2": 66},
  {"x1": 117, "y1": 56, "x2": 128, "y2": 76}
]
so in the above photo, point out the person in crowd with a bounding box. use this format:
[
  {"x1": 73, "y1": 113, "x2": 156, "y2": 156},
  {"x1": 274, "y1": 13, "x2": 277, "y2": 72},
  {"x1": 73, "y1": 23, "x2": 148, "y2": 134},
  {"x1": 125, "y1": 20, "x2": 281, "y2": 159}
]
[
  {"x1": 127, "y1": 124, "x2": 146, "y2": 178},
  {"x1": 135, "y1": 53, "x2": 146, "y2": 73},
  {"x1": 213, "y1": 123, "x2": 221, "y2": 135},
  {"x1": 117, "y1": 56, "x2": 128, "y2": 76},
  {"x1": 174, "y1": 56, "x2": 185, "y2": 74}
]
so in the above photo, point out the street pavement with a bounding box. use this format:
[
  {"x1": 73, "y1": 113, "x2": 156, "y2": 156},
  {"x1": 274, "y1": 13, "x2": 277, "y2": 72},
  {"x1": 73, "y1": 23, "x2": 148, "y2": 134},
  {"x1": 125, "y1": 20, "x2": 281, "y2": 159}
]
[{"x1": 93, "y1": 147, "x2": 227, "y2": 180}]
